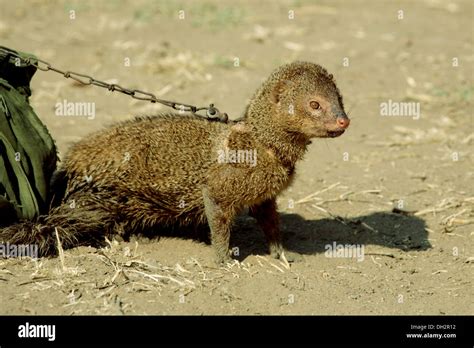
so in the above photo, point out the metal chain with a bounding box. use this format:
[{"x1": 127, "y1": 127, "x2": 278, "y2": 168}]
[{"x1": 0, "y1": 46, "x2": 228, "y2": 122}]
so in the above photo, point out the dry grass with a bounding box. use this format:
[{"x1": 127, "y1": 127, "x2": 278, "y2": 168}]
[{"x1": 0, "y1": 234, "x2": 301, "y2": 314}]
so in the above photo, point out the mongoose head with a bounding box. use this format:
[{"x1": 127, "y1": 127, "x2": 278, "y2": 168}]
[{"x1": 256, "y1": 61, "x2": 350, "y2": 139}]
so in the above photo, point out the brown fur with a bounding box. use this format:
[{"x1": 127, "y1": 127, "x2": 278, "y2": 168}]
[{"x1": 0, "y1": 61, "x2": 350, "y2": 263}]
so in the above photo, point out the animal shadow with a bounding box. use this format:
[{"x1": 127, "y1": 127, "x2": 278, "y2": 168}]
[{"x1": 230, "y1": 211, "x2": 430, "y2": 260}]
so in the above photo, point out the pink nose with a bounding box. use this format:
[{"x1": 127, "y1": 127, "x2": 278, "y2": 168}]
[{"x1": 337, "y1": 117, "x2": 350, "y2": 129}]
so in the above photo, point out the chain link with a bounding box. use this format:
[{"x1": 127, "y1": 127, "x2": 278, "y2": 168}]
[{"x1": 0, "y1": 47, "x2": 228, "y2": 122}]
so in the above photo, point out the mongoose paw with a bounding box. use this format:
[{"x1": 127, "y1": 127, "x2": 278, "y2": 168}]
[
  {"x1": 216, "y1": 253, "x2": 233, "y2": 266},
  {"x1": 281, "y1": 251, "x2": 303, "y2": 263},
  {"x1": 271, "y1": 249, "x2": 303, "y2": 263}
]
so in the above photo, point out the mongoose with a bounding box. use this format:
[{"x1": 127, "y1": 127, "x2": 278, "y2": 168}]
[{"x1": 0, "y1": 61, "x2": 350, "y2": 264}]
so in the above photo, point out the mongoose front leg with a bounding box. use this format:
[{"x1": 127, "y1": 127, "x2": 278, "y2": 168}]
[
  {"x1": 203, "y1": 188, "x2": 235, "y2": 264},
  {"x1": 249, "y1": 198, "x2": 284, "y2": 259}
]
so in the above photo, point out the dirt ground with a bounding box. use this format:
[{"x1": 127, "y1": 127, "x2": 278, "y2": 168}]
[{"x1": 0, "y1": 0, "x2": 472, "y2": 315}]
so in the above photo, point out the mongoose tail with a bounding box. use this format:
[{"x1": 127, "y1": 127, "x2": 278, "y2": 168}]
[{"x1": 0, "y1": 192, "x2": 114, "y2": 256}]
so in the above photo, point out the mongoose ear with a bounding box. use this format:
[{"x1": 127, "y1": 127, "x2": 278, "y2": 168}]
[{"x1": 271, "y1": 79, "x2": 292, "y2": 104}]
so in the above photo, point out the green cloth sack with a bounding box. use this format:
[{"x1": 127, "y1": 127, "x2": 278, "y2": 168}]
[{"x1": 0, "y1": 46, "x2": 57, "y2": 224}]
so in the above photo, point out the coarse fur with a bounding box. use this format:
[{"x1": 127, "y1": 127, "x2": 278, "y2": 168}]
[{"x1": 0, "y1": 61, "x2": 350, "y2": 263}]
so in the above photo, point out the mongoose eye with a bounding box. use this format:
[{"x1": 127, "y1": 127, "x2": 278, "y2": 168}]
[{"x1": 310, "y1": 101, "x2": 320, "y2": 110}]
